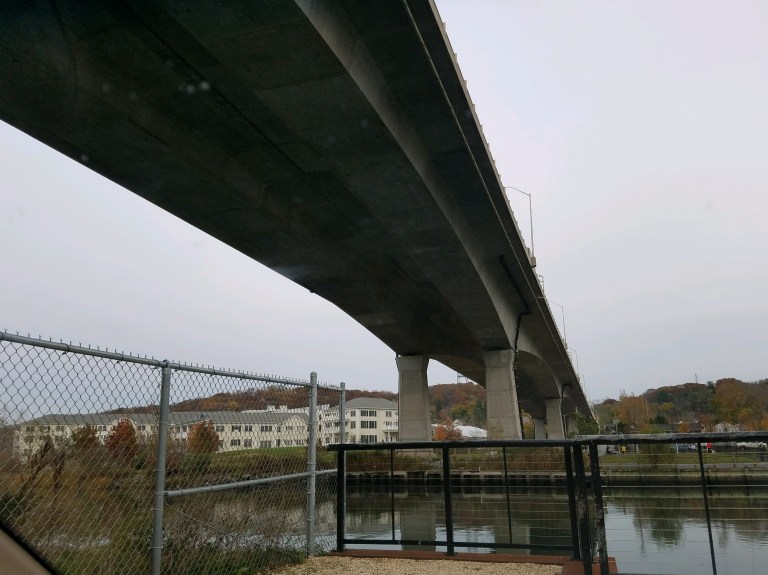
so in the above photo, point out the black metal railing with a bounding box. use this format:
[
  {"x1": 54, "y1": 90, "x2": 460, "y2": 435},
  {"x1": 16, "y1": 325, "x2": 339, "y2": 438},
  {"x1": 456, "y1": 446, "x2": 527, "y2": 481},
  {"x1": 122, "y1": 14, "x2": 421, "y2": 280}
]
[{"x1": 329, "y1": 432, "x2": 768, "y2": 575}]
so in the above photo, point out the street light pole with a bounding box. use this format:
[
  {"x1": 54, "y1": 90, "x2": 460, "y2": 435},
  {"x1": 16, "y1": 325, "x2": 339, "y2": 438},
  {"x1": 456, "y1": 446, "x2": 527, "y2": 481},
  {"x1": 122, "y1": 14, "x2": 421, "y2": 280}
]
[
  {"x1": 537, "y1": 296, "x2": 567, "y2": 349},
  {"x1": 504, "y1": 186, "x2": 535, "y2": 262}
]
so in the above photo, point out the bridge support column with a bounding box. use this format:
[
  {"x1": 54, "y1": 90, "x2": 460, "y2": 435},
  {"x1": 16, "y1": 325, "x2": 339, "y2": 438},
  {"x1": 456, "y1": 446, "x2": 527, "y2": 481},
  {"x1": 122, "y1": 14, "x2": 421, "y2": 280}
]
[
  {"x1": 565, "y1": 415, "x2": 578, "y2": 437},
  {"x1": 396, "y1": 355, "x2": 431, "y2": 442},
  {"x1": 545, "y1": 398, "x2": 565, "y2": 439},
  {"x1": 533, "y1": 418, "x2": 546, "y2": 439},
  {"x1": 483, "y1": 350, "x2": 522, "y2": 439}
]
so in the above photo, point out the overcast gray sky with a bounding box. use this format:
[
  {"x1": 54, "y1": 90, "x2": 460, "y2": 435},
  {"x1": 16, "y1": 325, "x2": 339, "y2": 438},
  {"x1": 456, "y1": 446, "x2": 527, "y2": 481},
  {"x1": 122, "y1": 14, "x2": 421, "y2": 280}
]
[{"x1": 2, "y1": 1, "x2": 767, "y2": 401}]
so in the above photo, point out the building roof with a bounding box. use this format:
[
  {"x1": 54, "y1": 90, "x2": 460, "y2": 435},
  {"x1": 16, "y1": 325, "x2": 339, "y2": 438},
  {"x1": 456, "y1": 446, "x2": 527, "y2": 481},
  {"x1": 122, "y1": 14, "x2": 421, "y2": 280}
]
[
  {"x1": 455, "y1": 425, "x2": 487, "y2": 438},
  {"x1": 343, "y1": 397, "x2": 398, "y2": 410},
  {"x1": 20, "y1": 411, "x2": 308, "y2": 427}
]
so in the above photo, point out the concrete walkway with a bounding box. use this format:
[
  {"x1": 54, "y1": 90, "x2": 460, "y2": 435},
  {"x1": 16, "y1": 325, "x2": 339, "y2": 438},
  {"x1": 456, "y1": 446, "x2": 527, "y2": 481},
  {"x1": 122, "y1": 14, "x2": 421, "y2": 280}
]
[{"x1": 269, "y1": 551, "x2": 619, "y2": 575}]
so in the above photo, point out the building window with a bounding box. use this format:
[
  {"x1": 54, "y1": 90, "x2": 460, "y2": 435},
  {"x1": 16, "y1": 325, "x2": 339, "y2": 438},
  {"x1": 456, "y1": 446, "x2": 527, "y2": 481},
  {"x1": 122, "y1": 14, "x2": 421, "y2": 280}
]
[
  {"x1": 97, "y1": 425, "x2": 106, "y2": 432},
  {"x1": 230, "y1": 439, "x2": 241, "y2": 447},
  {"x1": 349, "y1": 411, "x2": 356, "y2": 417},
  {"x1": 218, "y1": 440, "x2": 224, "y2": 448},
  {"x1": 260, "y1": 425, "x2": 273, "y2": 432},
  {"x1": 361, "y1": 435, "x2": 377, "y2": 443},
  {"x1": 350, "y1": 421, "x2": 356, "y2": 429},
  {"x1": 385, "y1": 411, "x2": 392, "y2": 417},
  {"x1": 361, "y1": 420, "x2": 377, "y2": 429},
  {"x1": 231, "y1": 425, "x2": 241, "y2": 432},
  {"x1": 259, "y1": 440, "x2": 272, "y2": 448},
  {"x1": 360, "y1": 410, "x2": 376, "y2": 417},
  {"x1": 215, "y1": 425, "x2": 225, "y2": 432},
  {"x1": 244, "y1": 425, "x2": 253, "y2": 432},
  {"x1": 244, "y1": 439, "x2": 253, "y2": 448},
  {"x1": 56, "y1": 425, "x2": 65, "y2": 432},
  {"x1": 180, "y1": 426, "x2": 186, "y2": 432}
]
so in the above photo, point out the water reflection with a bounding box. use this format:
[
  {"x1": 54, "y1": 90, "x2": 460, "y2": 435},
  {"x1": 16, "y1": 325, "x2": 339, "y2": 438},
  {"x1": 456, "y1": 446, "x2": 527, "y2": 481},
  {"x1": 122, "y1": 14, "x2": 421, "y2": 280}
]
[
  {"x1": 346, "y1": 484, "x2": 768, "y2": 575},
  {"x1": 605, "y1": 487, "x2": 768, "y2": 574},
  {"x1": 345, "y1": 484, "x2": 572, "y2": 554}
]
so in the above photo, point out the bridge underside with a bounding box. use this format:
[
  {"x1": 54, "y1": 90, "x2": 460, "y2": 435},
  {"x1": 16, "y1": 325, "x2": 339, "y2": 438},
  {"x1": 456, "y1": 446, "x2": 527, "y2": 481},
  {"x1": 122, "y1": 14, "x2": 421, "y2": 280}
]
[{"x1": 0, "y1": 0, "x2": 589, "y2": 437}]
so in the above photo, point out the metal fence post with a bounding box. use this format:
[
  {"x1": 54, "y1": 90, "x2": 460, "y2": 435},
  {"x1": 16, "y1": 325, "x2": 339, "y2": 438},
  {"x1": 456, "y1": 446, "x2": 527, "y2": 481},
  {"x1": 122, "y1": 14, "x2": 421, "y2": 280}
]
[
  {"x1": 339, "y1": 382, "x2": 346, "y2": 443},
  {"x1": 588, "y1": 442, "x2": 609, "y2": 575},
  {"x1": 572, "y1": 444, "x2": 592, "y2": 575},
  {"x1": 150, "y1": 362, "x2": 171, "y2": 575},
  {"x1": 306, "y1": 372, "x2": 318, "y2": 557},
  {"x1": 442, "y1": 447, "x2": 455, "y2": 556},
  {"x1": 697, "y1": 442, "x2": 718, "y2": 575},
  {"x1": 336, "y1": 442, "x2": 347, "y2": 552},
  {"x1": 564, "y1": 445, "x2": 580, "y2": 559},
  {"x1": 503, "y1": 446, "x2": 513, "y2": 546}
]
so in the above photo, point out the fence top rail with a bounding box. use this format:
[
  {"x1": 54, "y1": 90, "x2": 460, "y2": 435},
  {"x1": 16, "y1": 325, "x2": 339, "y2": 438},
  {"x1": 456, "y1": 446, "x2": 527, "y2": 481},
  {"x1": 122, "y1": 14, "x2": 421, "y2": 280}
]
[
  {"x1": 328, "y1": 431, "x2": 768, "y2": 452},
  {"x1": 0, "y1": 330, "x2": 341, "y2": 390}
]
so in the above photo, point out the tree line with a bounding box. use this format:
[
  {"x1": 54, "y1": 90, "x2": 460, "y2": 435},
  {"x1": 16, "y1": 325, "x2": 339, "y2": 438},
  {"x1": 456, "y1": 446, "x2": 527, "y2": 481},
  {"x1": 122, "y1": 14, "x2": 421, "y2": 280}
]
[{"x1": 594, "y1": 377, "x2": 768, "y2": 433}]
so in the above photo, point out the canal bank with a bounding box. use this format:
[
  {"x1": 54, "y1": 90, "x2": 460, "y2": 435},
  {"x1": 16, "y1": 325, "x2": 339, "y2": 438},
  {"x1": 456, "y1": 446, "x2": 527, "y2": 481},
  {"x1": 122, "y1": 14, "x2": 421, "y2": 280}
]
[{"x1": 345, "y1": 465, "x2": 768, "y2": 486}]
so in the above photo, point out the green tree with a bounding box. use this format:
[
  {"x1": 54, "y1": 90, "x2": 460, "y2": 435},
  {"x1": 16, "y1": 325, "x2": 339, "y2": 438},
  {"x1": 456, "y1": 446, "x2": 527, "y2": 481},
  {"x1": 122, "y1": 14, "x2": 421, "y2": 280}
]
[
  {"x1": 71, "y1": 425, "x2": 98, "y2": 449},
  {"x1": 570, "y1": 412, "x2": 598, "y2": 436}
]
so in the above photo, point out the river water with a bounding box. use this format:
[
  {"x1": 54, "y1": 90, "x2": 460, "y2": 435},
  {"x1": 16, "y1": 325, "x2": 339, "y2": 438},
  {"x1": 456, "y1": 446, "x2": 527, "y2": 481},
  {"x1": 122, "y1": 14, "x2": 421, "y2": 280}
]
[{"x1": 344, "y1": 484, "x2": 768, "y2": 575}]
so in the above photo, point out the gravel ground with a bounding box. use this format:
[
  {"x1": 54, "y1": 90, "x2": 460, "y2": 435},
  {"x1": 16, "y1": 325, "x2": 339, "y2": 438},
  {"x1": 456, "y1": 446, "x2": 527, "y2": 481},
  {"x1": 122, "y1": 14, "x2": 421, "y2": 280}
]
[{"x1": 270, "y1": 556, "x2": 561, "y2": 575}]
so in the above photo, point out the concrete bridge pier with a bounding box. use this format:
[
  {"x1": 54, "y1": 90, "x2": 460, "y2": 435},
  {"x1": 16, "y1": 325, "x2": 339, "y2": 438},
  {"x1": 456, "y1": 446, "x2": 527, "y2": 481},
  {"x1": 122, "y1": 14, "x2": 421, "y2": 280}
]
[
  {"x1": 397, "y1": 355, "x2": 431, "y2": 442},
  {"x1": 483, "y1": 350, "x2": 523, "y2": 439},
  {"x1": 533, "y1": 418, "x2": 546, "y2": 439},
  {"x1": 545, "y1": 398, "x2": 565, "y2": 439}
]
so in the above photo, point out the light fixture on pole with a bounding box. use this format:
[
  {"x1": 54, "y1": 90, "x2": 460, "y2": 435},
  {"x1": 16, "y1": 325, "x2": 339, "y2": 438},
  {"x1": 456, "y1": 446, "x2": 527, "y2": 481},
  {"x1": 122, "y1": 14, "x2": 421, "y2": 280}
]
[
  {"x1": 503, "y1": 186, "x2": 535, "y2": 265},
  {"x1": 568, "y1": 348, "x2": 580, "y2": 376},
  {"x1": 537, "y1": 296, "x2": 567, "y2": 349}
]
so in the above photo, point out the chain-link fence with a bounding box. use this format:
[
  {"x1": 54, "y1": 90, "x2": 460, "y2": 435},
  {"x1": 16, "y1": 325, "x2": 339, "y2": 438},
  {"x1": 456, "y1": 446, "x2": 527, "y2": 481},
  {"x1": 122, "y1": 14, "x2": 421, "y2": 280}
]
[{"x1": 0, "y1": 331, "x2": 343, "y2": 575}]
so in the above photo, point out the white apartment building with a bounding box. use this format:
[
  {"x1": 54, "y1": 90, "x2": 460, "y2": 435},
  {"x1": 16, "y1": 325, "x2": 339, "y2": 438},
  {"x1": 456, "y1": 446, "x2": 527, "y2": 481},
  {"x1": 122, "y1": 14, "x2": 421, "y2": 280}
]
[
  {"x1": 13, "y1": 397, "x2": 401, "y2": 461},
  {"x1": 12, "y1": 410, "x2": 309, "y2": 462},
  {"x1": 319, "y1": 397, "x2": 398, "y2": 445}
]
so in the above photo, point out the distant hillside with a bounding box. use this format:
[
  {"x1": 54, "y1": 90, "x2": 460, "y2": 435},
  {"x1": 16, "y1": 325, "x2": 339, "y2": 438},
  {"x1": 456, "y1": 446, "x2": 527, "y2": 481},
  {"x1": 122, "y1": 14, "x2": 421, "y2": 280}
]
[
  {"x1": 106, "y1": 382, "x2": 487, "y2": 427},
  {"x1": 596, "y1": 377, "x2": 768, "y2": 432}
]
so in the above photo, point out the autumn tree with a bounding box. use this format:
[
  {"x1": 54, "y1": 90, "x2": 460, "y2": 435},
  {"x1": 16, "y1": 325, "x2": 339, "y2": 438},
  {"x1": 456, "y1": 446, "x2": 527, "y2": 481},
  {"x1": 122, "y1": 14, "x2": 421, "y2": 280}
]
[
  {"x1": 187, "y1": 421, "x2": 220, "y2": 454},
  {"x1": 616, "y1": 392, "x2": 649, "y2": 432},
  {"x1": 105, "y1": 419, "x2": 138, "y2": 462},
  {"x1": 433, "y1": 421, "x2": 463, "y2": 441}
]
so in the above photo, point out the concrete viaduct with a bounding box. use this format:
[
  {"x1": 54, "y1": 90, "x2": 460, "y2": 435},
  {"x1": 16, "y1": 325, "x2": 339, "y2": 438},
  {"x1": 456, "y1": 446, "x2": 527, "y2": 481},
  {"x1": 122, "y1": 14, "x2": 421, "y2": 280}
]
[{"x1": 0, "y1": 0, "x2": 592, "y2": 439}]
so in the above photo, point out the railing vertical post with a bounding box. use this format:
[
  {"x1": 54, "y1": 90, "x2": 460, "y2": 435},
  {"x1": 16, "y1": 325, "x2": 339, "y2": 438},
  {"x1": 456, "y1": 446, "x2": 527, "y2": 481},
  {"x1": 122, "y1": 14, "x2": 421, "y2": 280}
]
[
  {"x1": 588, "y1": 443, "x2": 609, "y2": 575},
  {"x1": 150, "y1": 363, "x2": 171, "y2": 575},
  {"x1": 697, "y1": 442, "x2": 718, "y2": 575},
  {"x1": 442, "y1": 447, "x2": 455, "y2": 556},
  {"x1": 573, "y1": 444, "x2": 592, "y2": 575},
  {"x1": 306, "y1": 372, "x2": 318, "y2": 557},
  {"x1": 339, "y1": 382, "x2": 346, "y2": 444},
  {"x1": 503, "y1": 446, "x2": 513, "y2": 546},
  {"x1": 336, "y1": 381, "x2": 346, "y2": 552},
  {"x1": 564, "y1": 444, "x2": 580, "y2": 559},
  {"x1": 336, "y1": 442, "x2": 346, "y2": 552},
  {"x1": 390, "y1": 448, "x2": 396, "y2": 541}
]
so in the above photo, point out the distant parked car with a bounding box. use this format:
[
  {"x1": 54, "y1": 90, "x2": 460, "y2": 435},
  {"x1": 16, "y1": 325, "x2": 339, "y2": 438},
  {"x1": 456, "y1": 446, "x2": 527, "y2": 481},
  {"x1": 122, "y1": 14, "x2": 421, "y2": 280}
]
[
  {"x1": 675, "y1": 443, "x2": 696, "y2": 453},
  {"x1": 736, "y1": 441, "x2": 767, "y2": 450}
]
